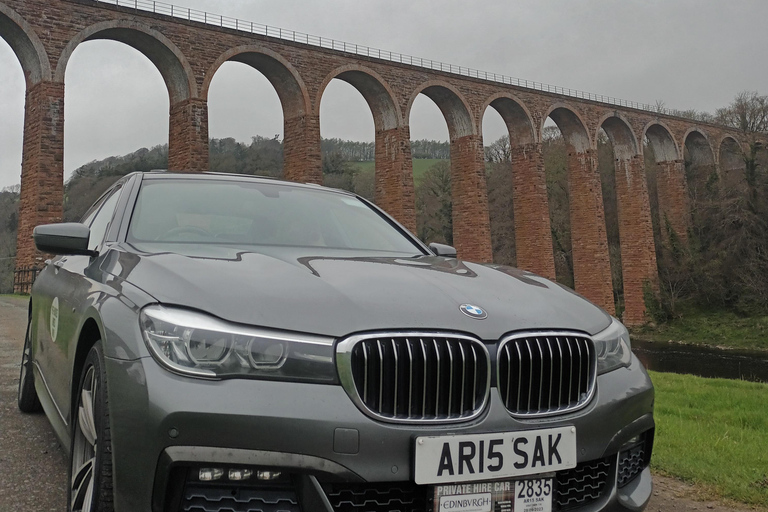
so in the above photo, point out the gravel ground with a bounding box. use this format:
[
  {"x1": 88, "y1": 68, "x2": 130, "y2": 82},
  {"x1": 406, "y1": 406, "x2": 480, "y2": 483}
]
[
  {"x1": 0, "y1": 294, "x2": 760, "y2": 512},
  {"x1": 0, "y1": 295, "x2": 67, "y2": 510}
]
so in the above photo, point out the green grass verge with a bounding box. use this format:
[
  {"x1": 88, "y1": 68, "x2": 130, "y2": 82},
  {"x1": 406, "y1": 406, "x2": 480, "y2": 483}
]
[
  {"x1": 650, "y1": 371, "x2": 768, "y2": 507},
  {"x1": 350, "y1": 159, "x2": 446, "y2": 185},
  {"x1": 633, "y1": 304, "x2": 768, "y2": 351}
]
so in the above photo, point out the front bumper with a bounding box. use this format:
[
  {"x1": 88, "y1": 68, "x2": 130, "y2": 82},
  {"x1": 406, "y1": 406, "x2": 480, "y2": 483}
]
[{"x1": 104, "y1": 354, "x2": 654, "y2": 512}]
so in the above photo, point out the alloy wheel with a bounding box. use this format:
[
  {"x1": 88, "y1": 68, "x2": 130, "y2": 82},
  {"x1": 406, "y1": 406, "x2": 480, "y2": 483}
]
[{"x1": 70, "y1": 366, "x2": 98, "y2": 511}]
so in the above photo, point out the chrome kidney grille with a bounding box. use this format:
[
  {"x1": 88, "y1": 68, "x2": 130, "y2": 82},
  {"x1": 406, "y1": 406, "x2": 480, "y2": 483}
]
[
  {"x1": 337, "y1": 333, "x2": 490, "y2": 423},
  {"x1": 498, "y1": 333, "x2": 597, "y2": 417}
]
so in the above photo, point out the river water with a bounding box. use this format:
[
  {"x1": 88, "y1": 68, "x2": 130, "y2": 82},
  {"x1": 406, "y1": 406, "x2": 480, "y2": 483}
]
[{"x1": 632, "y1": 339, "x2": 768, "y2": 383}]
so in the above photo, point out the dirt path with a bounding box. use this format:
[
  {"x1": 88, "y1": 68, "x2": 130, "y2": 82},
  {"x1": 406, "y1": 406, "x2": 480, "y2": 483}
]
[
  {"x1": 0, "y1": 295, "x2": 760, "y2": 511},
  {"x1": 648, "y1": 475, "x2": 764, "y2": 512}
]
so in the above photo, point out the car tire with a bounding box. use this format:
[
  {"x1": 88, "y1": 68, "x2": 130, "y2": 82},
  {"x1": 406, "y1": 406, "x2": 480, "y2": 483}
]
[
  {"x1": 68, "y1": 342, "x2": 114, "y2": 512},
  {"x1": 17, "y1": 317, "x2": 42, "y2": 413}
]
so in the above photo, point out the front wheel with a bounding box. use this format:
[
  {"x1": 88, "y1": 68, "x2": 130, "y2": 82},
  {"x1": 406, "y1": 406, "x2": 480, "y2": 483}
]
[
  {"x1": 68, "y1": 342, "x2": 114, "y2": 512},
  {"x1": 18, "y1": 317, "x2": 41, "y2": 413}
]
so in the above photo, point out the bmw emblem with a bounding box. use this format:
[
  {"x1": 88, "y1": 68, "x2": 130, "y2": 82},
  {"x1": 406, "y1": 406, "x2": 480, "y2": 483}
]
[{"x1": 459, "y1": 304, "x2": 487, "y2": 320}]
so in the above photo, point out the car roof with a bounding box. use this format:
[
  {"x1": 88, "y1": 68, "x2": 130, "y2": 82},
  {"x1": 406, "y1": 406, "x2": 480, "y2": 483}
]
[{"x1": 133, "y1": 170, "x2": 356, "y2": 197}]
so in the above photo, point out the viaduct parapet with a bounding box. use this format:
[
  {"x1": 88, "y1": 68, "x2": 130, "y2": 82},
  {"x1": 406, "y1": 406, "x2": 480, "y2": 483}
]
[{"x1": 1, "y1": 0, "x2": 756, "y2": 325}]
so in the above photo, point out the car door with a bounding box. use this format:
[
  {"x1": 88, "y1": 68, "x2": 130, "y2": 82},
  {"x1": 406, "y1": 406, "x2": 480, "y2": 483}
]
[{"x1": 36, "y1": 183, "x2": 125, "y2": 422}]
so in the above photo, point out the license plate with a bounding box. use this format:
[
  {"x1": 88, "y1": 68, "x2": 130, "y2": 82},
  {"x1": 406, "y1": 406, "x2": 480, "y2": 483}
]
[
  {"x1": 433, "y1": 478, "x2": 552, "y2": 512},
  {"x1": 514, "y1": 478, "x2": 553, "y2": 512},
  {"x1": 414, "y1": 427, "x2": 576, "y2": 485}
]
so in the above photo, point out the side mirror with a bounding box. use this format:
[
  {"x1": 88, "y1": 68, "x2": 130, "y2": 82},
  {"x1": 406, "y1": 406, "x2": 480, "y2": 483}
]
[
  {"x1": 428, "y1": 242, "x2": 457, "y2": 258},
  {"x1": 33, "y1": 223, "x2": 95, "y2": 256}
]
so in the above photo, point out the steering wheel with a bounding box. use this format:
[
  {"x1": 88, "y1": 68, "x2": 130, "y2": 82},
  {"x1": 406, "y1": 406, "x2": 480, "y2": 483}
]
[{"x1": 160, "y1": 225, "x2": 212, "y2": 240}]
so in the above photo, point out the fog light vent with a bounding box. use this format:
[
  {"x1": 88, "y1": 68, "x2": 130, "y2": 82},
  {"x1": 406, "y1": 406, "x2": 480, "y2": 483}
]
[{"x1": 618, "y1": 443, "x2": 646, "y2": 487}]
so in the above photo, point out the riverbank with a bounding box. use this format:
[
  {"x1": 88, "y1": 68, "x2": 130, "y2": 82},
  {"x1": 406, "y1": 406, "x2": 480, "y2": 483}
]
[
  {"x1": 632, "y1": 306, "x2": 768, "y2": 352},
  {"x1": 649, "y1": 371, "x2": 768, "y2": 508}
]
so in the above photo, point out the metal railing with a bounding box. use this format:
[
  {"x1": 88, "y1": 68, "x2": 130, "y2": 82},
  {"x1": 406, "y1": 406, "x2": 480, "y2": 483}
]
[
  {"x1": 13, "y1": 266, "x2": 42, "y2": 295},
  {"x1": 94, "y1": 0, "x2": 660, "y2": 113}
]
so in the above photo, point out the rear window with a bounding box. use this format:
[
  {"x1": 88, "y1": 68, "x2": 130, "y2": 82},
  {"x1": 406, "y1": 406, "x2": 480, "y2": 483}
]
[{"x1": 127, "y1": 179, "x2": 422, "y2": 255}]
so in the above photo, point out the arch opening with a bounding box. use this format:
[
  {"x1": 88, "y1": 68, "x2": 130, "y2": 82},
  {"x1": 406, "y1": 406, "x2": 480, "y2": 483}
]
[
  {"x1": 541, "y1": 119, "x2": 574, "y2": 288},
  {"x1": 0, "y1": 38, "x2": 24, "y2": 191},
  {"x1": 481, "y1": 105, "x2": 516, "y2": 267},
  {"x1": 410, "y1": 84, "x2": 475, "y2": 141},
  {"x1": 482, "y1": 95, "x2": 550, "y2": 274},
  {"x1": 0, "y1": 37, "x2": 24, "y2": 293},
  {"x1": 57, "y1": 23, "x2": 194, "y2": 104},
  {"x1": 599, "y1": 115, "x2": 659, "y2": 324},
  {"x1": 719, "y1": 136, "x2": 746, "y2": 191},
  {"x1": 63, "y1": 40, "x2": 169, "y2": 220},
  {"x1": 595, "y1": 126, "x2": 624, "y2": 316},
  {"x1": 645, "y1": 124, "x2": 678, "y2": 163},
  {"x1": 220, "y1": 51, "x2": 308, "y2": 119},
  {"x1": 543, "y1": 107, "x2": 614, "y2": 314},
  {"x1": 207, "y1": 61, "x2": 284, "y2": 178},
  {"x1": 547, "y1": 107, "x2": 591, "y2": 153},
  {"x1": 206, "y1": 47, "x2": 316, "y2": 183},
  {"x1": 684, "y1": 130, "x2": 716, "y2": 203},
  {"x1": 643, "y1": 123, "x2": 688, "y2": 244},
  {"x1": 410, "y1": 93, "x2": 452, "y2": 246},
  {"x1": 600, "y1": 116, "x2": 637, "y2": 160},
  {"x1": 318, "y1": 77, "x2": 377, "y2": 196},
  {"x1": 408, "y1": 83, "x2": 491, "y2": 261},
  {"x1": 318, "y1": 67, "x2": 416, "y2": 230}
]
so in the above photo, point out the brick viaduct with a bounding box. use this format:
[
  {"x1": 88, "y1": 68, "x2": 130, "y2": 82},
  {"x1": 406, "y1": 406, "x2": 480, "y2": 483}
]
[{"x1": 1, "y1": 0, "x2": 754, "y2": 325}]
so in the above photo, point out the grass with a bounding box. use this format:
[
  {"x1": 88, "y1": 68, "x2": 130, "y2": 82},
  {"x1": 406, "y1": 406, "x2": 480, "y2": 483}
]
[
  {"x1": 349, "y1": 158, "x2": 446, "y2": 185},
  {"x1": 649, "y1": 371, "x2": 768, "y2": 507},
  {"x1": 633, "y1": 303, "x2": 768, "y2": 352}
]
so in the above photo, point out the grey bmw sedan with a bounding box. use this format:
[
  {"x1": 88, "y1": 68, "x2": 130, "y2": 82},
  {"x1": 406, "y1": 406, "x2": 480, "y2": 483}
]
[{"x1": 18, "y1": 171, "x2": 654, "y2": 512}]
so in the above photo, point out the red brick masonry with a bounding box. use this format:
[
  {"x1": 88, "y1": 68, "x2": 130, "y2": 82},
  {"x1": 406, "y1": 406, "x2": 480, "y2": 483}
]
[{"x1": 3, "y1": 0, "x2": 757, "y2": 323}]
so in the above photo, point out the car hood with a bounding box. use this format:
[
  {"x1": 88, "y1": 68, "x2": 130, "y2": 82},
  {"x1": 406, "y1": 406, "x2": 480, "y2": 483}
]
[{"x1": 103, "y1": 244, "x2": 612, "y2": 339}]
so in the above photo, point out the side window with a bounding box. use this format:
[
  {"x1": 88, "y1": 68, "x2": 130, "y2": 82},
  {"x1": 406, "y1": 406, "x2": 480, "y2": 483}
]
[
  {"x1": 80, "y1": 197, "x2": 106, "y2": 227},
  {"x1": 87, "y1": 187, "x2": 122, "y2": 251}
]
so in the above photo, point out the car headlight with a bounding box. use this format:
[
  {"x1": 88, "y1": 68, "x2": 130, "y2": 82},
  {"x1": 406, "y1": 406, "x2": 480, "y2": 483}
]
[
  {"x1": 140, "y1": 305, "x2": 337, "y2": 383},
  {"x1": 593, "y1": 317, "x2": 632, "y2": 374}
]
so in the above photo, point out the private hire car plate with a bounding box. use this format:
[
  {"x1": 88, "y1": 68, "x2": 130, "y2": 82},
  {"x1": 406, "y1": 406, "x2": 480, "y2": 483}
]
[
  {"x1": 434, "y1": 478, "x2": 554, "y2": 512},
  {"x1": 414, "y1": 427, "x2": 576, "y2": 485}
]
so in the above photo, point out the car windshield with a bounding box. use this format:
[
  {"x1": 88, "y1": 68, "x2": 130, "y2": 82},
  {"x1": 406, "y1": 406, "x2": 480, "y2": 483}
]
[{"x1": 127, "y1": 178, "x2": 423, "y2": 255}]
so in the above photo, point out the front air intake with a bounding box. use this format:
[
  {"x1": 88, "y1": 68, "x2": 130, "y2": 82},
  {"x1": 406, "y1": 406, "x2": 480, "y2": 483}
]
[{"x1": 337, "y1": 333, "x2": 490, "y2": 423}]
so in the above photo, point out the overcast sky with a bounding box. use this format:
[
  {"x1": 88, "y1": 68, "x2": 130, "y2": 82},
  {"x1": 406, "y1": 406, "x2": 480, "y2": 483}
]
[{"x1": 1, "y1": 0, "x2": 767, "y2": 190}]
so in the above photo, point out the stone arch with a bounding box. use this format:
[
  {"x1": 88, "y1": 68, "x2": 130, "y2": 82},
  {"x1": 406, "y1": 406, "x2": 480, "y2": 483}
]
[
  {"x1": 316, "y1": 64, "x2": 402, "y2": 131},
  {"x1": 719, "y1": 135, "x2": 744, "y2": 170},
  {"x1": 481, "y1": 92, "x2": 536, "y2": 145},
  {"x1": 544, "y1": 104, "x2": 592, "y2": 152},
  {"x1": 316, "y1": 64, "x2": 413, "y2": 230},
  {"x1": 203, "y1": 45, "x2": 311, "y2": 119},
  {"x1": 408, "y1": 80, "x2": 489, "y2": 262},
  {"x1": 719, "y1": 135, "x2": 746, "y2": 189},
  {"x1": 54, "y1": 20, "x2": 196, "y2": 103},
  {"x1": 406, "y1": 80, "x2": 476, "y2": 139},
  {"x1": 482, "y1": 93, "x2": 554, "y2": 278},
  {"x1": 0, "y1": 2, "x2": 50, "y2": 84},
  {"x1": 643, "y1": 121, "x2": 680, "y2": 162},
  {"x1": 644, "y1": 123, "x2": 690, "y2": 247},
  {"x1": 683, "y1": 128, "x2": 715, "y2": 167},
  {"x1": 597, "y1": 113, "x2": 639, "y2": 159},
  {"x1": 544, "y1": 103, "x2": 613, "y2": 314},
  {"x1": 598, "y1": 114, "x2": 659, "y2": 326}
]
